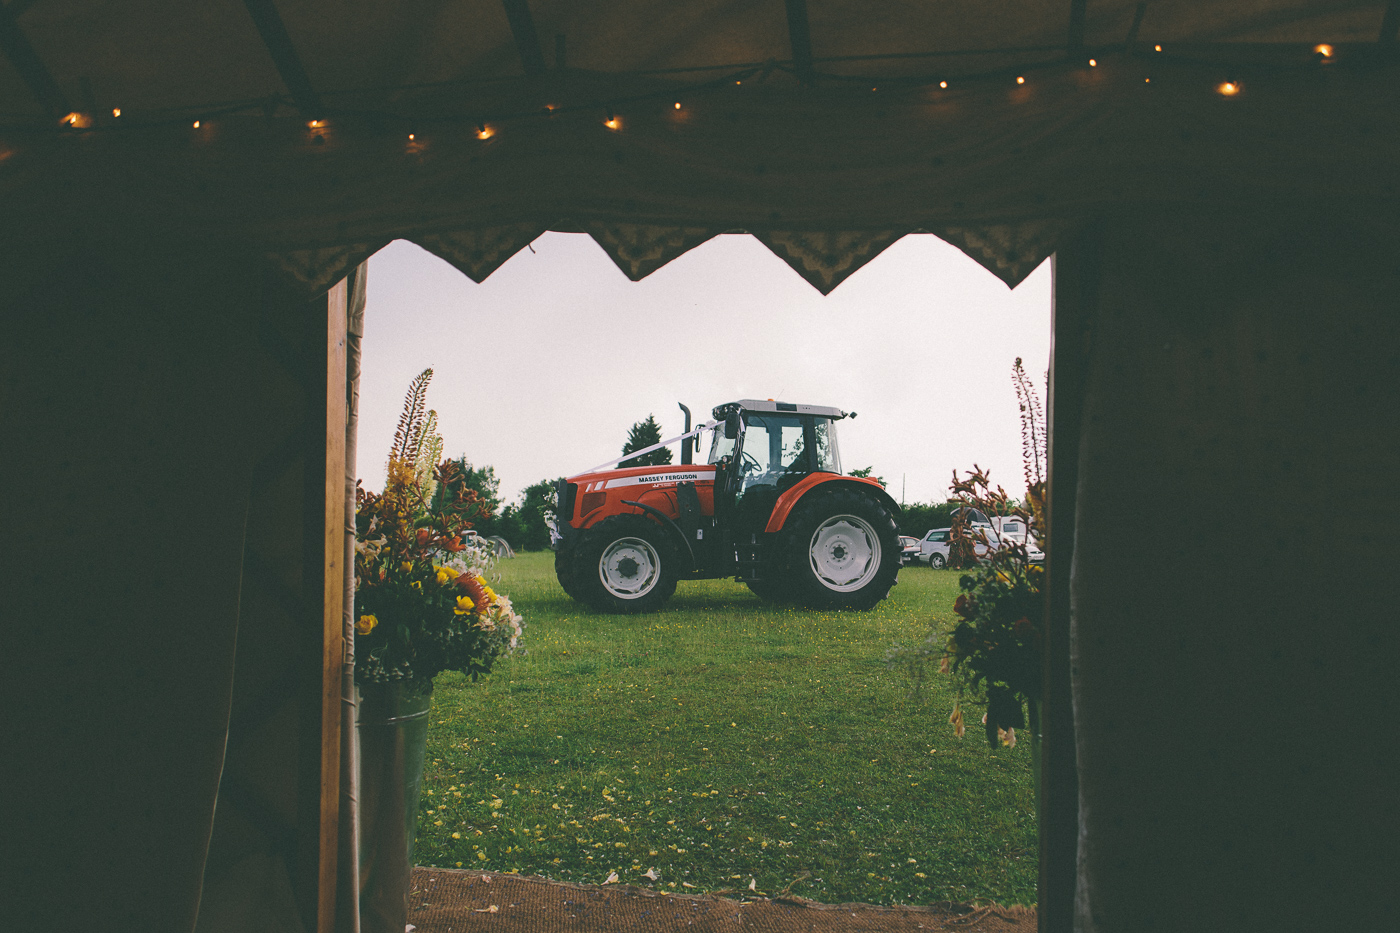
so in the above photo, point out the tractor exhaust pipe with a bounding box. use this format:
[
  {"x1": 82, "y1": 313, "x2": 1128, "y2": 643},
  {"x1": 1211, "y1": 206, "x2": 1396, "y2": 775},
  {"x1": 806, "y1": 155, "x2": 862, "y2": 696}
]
[{"x1": 678, "y1": 403, "x2": 693, "y2": 464}]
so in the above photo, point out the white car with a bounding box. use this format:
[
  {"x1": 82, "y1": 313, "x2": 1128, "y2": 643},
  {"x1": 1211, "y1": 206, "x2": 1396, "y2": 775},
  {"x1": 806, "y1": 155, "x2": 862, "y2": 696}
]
[{"x1": 920, "y1": 525, "x2": 1042, "y2": 567}]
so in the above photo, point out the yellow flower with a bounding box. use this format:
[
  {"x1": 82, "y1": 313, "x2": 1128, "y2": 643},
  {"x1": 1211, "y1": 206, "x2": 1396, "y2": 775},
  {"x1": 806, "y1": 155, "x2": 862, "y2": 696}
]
[
  {"x1": 482, "y1": 585, "x2": 499, "y2": 605},
  {"x1": 400, "y1": 561, "x2": 413, "y2": 572},
  {"x1": 356, "y1": 614, "x2": 378, "y2": 635},
  {"x1": 454, "y1": 595, "x2": 474, "y2": 616},
  {"x1": 436, "y1": 565, "x2": 460, "y2": 585}
]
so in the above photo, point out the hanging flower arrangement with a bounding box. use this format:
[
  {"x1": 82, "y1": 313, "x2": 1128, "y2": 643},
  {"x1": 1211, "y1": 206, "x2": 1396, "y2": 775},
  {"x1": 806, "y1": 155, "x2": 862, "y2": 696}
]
[{"x1": 353, "y1": 368, "x2": 523, "y2": 685}]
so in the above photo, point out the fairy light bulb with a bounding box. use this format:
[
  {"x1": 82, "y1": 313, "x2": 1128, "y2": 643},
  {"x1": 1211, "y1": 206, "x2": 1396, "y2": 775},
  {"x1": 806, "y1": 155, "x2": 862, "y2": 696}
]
[
  {"x1": 673, "y1": 101, "x2": 681, "y2": 110},
  {"x1": 476, "y1": 124, "x2": 494, "y2": 139},
  {"x1": 1088, "y1": 59, "x2": 1097, "y2": 67},
  {"x1": 1016, "y1": 76, "x2": 1025, "y2": 85},
  {"x1": 192, "y1": 120, "x2": 201, "y2": 128},
  {"x1": 1216, "y1": 81, "x2": 1239, "y2": 96},
  {"x1": 112, "y1": 107, "x2": 122, "y2": 118},
  {"x1": 939, "y1": 80, "x2": 948, "y2": 89},
  {"x1": 1314, "y1": 43, "x2": 1334, "y2": 60},
  {"x1": 408, "y1": 133, "x2": 415, "y2": 140},
  {"x1": 1154, "y1": 44, "x2": 1162, "y2": 52},
  {"x1": 308, "y1": 119, "x2": 322, "y2": 129}
]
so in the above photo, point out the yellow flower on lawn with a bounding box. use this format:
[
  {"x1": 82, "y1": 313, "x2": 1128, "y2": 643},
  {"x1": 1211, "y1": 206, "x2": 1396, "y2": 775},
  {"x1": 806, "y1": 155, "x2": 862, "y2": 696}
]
[
  {"x1": 356, "y1": 614, "x2": 379, "y2": 635},
  {"x1": 454, "y1": 595, "x2": 474, "y2": 615}
]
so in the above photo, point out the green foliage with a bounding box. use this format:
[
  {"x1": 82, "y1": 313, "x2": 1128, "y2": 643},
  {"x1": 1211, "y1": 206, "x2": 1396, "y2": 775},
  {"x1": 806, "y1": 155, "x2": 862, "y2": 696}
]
[
  {"x1": 897, "y1": 500, "x2": 956, "y2": 537},
  {"x1": 513, "y1": 478, "x2": 562, "y2": 551},
  {"x1": 848, "y1": 465, "x2": 886, "y2": 486},
  {"x1": 418, "y1": 553, "x2": 1035, "y2": 906},
  {"x1": 620, "y1": 414, "x2": 673, "y2": 467}
]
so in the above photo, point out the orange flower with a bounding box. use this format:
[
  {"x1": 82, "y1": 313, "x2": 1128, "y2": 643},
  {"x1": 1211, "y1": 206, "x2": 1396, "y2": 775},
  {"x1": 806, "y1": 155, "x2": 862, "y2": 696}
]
[
  {"x1": 953, "y1": 594, "x2": 974, "y2": 619},
  {"x1": 456, "y1": 573, "x2": 489, "y2": 611},
  {"x1": 948, "y1": 703, "x2": 966, "y2": 739}
]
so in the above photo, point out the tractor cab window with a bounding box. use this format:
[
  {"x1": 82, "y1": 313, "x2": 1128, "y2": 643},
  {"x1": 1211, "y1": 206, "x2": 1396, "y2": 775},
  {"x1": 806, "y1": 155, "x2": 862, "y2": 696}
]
[
  {"x1": 707, "y1": 427, "x2": 736, "y2": 466},
  {"x1": 734, "y1": 413, "x2": 841, "y2": 492}
]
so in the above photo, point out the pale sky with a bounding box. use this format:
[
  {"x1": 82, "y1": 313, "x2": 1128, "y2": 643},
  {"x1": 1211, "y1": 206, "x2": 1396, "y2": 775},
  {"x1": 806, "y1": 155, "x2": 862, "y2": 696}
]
[{"x1": 357, "y1": 232, "x2": 1051, "y2": 508}]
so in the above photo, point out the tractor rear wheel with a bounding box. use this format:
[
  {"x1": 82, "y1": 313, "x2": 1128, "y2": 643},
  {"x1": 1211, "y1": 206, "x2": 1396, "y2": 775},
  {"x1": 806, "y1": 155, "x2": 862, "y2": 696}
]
[
  {"x1": 777, "y1": 487, "x2": 900, "y2": 610},
  {"x1": 574, "y1": 514, "x2": 678, "y2": 613}
]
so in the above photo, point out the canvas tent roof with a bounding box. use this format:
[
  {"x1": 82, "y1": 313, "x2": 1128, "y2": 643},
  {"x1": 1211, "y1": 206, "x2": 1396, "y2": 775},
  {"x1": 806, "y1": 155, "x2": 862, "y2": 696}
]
[{"x1": 3, "y1": 2, "x2": 1399, "y2": 292}]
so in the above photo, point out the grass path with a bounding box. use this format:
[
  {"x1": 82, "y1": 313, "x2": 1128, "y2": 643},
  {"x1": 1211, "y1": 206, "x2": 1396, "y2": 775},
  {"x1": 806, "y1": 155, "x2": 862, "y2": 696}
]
[{"x1": 416, "y1": 552, "x2": 1036, "y2": 906}]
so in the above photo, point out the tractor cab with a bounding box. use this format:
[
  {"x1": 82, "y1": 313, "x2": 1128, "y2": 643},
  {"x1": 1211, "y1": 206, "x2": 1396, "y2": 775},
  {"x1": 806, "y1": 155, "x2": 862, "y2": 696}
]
[{"x1": 707, "y1": 400, "x2": 847, "y2": 536}]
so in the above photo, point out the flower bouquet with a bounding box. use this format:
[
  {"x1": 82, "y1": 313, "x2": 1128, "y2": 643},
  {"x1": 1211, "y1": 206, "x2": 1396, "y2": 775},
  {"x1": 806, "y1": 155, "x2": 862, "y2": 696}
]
[
  {"x1": 353, "y1": 368, "x2": 522, "y2": 686},
  {"x1": 942, "y1": 465, "x2": 1044, "y2": 749}
]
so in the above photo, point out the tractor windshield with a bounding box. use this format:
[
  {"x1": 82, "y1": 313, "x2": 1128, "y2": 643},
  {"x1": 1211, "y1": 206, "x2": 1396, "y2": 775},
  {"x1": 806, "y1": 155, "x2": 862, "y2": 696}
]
[{"x1": 728, "y1": 413, "x2": 841, "y2": 483}]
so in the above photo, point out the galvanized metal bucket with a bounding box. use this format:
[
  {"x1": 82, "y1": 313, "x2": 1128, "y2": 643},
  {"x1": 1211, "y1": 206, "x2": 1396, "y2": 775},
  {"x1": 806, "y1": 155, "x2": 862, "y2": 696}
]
[{"x1": 357, "y1": 677, "x2": 433, "y2": 933}]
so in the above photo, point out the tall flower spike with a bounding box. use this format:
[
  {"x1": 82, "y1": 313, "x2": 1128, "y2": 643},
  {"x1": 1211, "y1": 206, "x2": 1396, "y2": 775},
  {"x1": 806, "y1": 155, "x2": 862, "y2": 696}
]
[{"x1": 390, "y1": 367, "x2": 434, "y2": 463}]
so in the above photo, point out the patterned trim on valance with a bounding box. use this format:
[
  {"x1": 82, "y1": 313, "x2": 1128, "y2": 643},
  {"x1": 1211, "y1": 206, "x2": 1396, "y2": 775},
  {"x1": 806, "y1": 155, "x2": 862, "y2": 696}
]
[
  {"x1": 267, "y1": 242, "x2": 386, "y2": 295},
  {"x1": 267, "y1": 221, "x2": 1073, "y2": 295},
  {"x1": 752, "y1": 230, "x2": 905, "y2": 295},
  {"x1": 935, "y1": 221, "x2": 1071, "y2": 289},
  {"x1": 415, "y1": 223, "x2": 550, "y2": 283},
  {"x1": 580, "y1": 223, "x2": 720, "y2": 282}
]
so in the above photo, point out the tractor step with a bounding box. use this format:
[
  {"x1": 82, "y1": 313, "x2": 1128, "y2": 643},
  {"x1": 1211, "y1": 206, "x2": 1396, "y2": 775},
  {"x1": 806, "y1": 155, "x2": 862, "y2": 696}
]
[{"x1": 734, "y1": 538, "x2": 767, "y2": 582}]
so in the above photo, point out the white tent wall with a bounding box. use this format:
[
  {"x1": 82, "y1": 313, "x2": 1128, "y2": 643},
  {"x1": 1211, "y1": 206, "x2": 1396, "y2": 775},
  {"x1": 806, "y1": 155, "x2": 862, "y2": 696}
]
[{"x1": 1068, "y1": 209, "x2": 1398, "y2": 931}]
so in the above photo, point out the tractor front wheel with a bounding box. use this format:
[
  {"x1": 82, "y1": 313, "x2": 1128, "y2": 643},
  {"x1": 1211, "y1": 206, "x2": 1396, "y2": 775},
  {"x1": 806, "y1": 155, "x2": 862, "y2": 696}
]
[
  {"x1": 554, "y1": 543, "x2": 584, "y2": 600},
  {"x1": 574, "y1": 514, "x2": 678, "y2": 613},
  {"x1": 778, "y1": 488, "x2": 900, "y2": 610}
]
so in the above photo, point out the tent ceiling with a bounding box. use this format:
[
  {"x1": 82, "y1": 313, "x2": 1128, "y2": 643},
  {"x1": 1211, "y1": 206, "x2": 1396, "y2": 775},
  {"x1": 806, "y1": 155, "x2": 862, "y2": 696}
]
[
  {"x1": 2, "y1": 1, "x2": 1393, "y2": 121},
  {"x1": 2, "y1": 2, "x2": 1397, "y2": 294}
]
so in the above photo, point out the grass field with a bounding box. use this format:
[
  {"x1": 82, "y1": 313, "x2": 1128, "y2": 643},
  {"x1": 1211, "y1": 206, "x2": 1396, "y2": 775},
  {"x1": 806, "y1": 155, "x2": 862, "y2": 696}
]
[{"x1": 415, "y1": 551, "x2": 1036, "y2": 906}]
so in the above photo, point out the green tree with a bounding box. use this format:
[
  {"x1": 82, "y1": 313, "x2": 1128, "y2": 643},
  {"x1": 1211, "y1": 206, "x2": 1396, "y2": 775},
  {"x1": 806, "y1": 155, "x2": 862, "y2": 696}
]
[
  {"x1": 898, "y1": 500, "x2": 957, "y2": 537},
  {"x1": 438, "y1": 457, "x2": 505, "y2": 536},
  {"x1": 620, "y1": 414, "x2": 673, "y2": 467},
  {"x1": 849, "y1": 465, "x2": 886, "y2": 486},
  {"x1": 513, "y1": 478, "x2": 563, "y2": 550}
]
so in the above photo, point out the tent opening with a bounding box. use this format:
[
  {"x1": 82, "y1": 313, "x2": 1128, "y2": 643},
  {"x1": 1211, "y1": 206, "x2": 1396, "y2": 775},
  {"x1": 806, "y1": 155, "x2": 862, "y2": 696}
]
[{"x1": 350, "y1": 230, "x2": 1053, "y2": 912}]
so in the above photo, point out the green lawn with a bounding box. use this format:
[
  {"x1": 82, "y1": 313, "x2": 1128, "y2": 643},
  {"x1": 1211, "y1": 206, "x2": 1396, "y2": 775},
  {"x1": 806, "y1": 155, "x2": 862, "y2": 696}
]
[{"x1": 416, "y1": 551, "x2": 1036, "y2": 906}]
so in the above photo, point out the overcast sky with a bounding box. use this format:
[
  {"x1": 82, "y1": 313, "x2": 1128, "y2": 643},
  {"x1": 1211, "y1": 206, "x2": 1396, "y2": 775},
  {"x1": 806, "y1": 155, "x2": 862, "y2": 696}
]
[{"x1": 357, "y1": 232, "x2": 1051, "y2": 509}]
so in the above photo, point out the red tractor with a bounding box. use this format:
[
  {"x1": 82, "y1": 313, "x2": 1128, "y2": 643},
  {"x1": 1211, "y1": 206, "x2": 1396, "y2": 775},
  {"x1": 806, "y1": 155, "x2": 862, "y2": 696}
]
[{"x1": 550, "y1": 400, "x2": 902, "y2": 613}]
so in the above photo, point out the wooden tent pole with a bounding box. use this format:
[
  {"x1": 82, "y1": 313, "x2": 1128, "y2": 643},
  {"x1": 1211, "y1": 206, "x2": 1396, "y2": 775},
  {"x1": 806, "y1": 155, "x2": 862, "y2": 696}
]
[{"x1": 317, "y1": 280, "x2": 349, "y2": 933}]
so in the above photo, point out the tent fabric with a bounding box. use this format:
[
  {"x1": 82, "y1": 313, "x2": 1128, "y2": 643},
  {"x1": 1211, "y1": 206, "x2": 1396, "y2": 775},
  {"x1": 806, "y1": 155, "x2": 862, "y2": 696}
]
[
  {"x1": 1069, "y1": 207, "x2": 1399, "y2": 931},
  {"x1": 8, "y1": 51, "x2": 1398, "y2": 295},
  {"x1": 0, "y1": 1, "x2": 1390, "y2": 122}
]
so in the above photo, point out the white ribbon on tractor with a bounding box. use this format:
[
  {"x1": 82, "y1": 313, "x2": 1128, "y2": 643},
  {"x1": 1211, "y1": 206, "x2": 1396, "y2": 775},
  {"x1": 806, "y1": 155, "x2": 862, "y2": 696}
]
[{"x1": 581, "y1": 420, "x2": 720, "y2": 474}]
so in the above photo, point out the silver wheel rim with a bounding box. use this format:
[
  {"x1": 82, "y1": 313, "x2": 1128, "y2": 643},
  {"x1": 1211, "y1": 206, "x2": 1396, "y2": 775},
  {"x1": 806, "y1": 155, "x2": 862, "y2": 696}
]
[
  {"x1": 599, "y1": 536, "x2": 661, "y2": 599},
  {"x1": 808, "y1": 514, "x2": 881, "y2": 592}
]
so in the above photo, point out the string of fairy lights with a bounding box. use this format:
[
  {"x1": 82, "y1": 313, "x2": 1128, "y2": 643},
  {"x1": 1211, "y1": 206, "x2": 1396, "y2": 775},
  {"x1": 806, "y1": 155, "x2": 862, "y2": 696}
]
[{"x1": 0, "y1": 42, "x2": 1359, "y2": 153}]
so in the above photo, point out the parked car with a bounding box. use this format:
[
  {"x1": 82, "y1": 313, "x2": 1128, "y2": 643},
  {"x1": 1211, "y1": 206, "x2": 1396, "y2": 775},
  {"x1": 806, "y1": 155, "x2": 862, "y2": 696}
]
[
  {"x1": 919, "y1": 525, "x2": 999, "y2": 568},
  {"x1": 899, "y1": 535, "x2": 922, "y2": 566},
  {"x1": 922, "y1": 523, "x2": 1045, "y2": 566}
]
